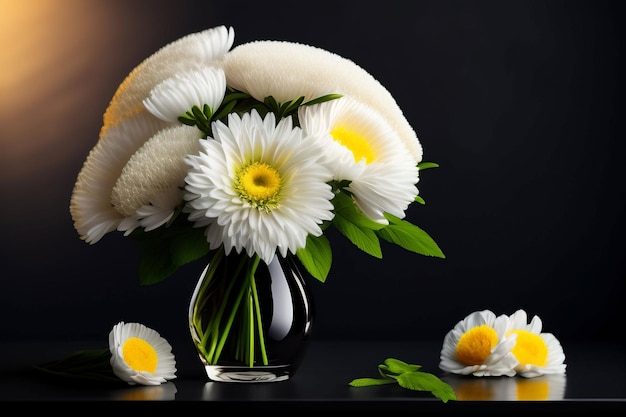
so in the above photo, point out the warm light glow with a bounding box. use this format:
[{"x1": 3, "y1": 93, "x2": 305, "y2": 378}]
[
  {"x1": 0, "y1": 0, "x2": 141, "y2": 180},
  {"x1": 1, "y1": 1, "x2": 99, "y2": 162}
]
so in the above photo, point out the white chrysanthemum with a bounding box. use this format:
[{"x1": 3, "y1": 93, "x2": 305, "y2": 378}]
[
  {"x1": 184, "y1": 110, "x2": 335, "y2": 264},
  {"x1": 220, "y1": 40, "x2": 422, "y2": 163},
  {"x1": 103, "y1": 25, "x2": 234, "y2": 130},
  {"x1": 439, "y1": 310, "x2": 519, "y2": 377},
  {"x1": 109, "y1": 321, "x2": 177, "y2": 386},
  {"x1": 70, "y1": 112, "x2": 171, "y2": 243},
  {"x1": 504, "y1": 309, "x2": 567, "y2": 378},
  {"x1": 299, "y1": 97, "x2": 418, "y2": 224},
  {"x1": 113, "y1": 125, "x2": 204, "y2": 234},
  {"x1": 143, "y1": 66, "x2": 226, "y2": 123}
]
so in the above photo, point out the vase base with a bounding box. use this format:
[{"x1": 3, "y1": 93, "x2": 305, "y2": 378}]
[{"x1": 204, "y1": 364, "x2": 292, "y2": 383}]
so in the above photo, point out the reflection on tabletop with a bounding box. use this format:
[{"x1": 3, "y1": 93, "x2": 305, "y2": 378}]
[
  {"x1": 442, "y1": 374, "x2": 566, "y2": 401},
  {"x1": 111, "y1": 382, "x2": 177, "y2": 401}
]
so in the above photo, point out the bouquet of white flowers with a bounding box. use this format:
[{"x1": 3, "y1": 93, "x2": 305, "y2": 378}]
[
  {"x1": 69, "y1": 25, "x2": 444, "y2": 286},
  {"x1": 68, "y1": 25, "x2": 446, "y2": 385}
]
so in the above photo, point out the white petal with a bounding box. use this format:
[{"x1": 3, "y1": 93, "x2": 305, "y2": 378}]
[
  {"x1": 69, "y1": 113, "x2": 171, "y2": 243},
  {"x1": 184, "y1": 109, "x2": 334, "y2": 264},
  {"x1": 143, "y1": 67, "x2": 226, "y2": 123},
  {"x1": 222, "y1": 40, "x2": 422, "y2": 162},
  {"x1": 104, "y1": 25, "x2": 234, "y2": 129},
  {"x1": 438, "y1": 310, "x2": 519, "y2": 377},
  {"x1": 111, "y1": 125, "x2": 203, "y2": 217}
]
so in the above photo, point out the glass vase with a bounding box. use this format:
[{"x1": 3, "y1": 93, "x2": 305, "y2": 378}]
[{"x1": 188, "y1": 247, "x2": 314, "y2": 383}]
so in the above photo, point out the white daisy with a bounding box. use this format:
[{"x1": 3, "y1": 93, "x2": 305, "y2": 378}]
[
  {"x1": 70, "y1": 112, "x2": 171, "y2": 243},
  {"x1": 103, "y1": 25, "x2": 234, "y2": 130},
  {"x1": 504, "y1": 309, "x2": 567, "y2": 378},
  {"x1": 143, "y1": 66, "x2": 226, "y2": 123},
  {"x1": 439, "y1": 310, "x2": 519, "y2": 377},
  {"x1": 183, "y1": 109, "x2": 335, "y2": 264},
  {"x1": 108, "y1": 321, "x2": 177, "y2": 386},
  {"x1": 113, "y1": 125, "x2": 204, "y2": 235},
  {"x1": 299, "y1": 96, "x2": 419, "y2": 224},
  {"x1": 220, "y1": 40, "x2": 423, "y2": 163}
]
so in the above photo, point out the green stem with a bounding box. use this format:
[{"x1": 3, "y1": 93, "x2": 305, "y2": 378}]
[
  {"x1": 192, "y1": 251, "x2": 273, "y2": 368},
  {"x1": 194, "y1": 248, "x2": 225, "y2": 356},
  {"x1": 247, "y1": 283, "x2": 255, "y2": 367},
  {"x1": 211, "y1": 255, "x2": 251, "y2": 363},
  {"x1": 249, "y1": 263, "x2": 269, "y2": 365}
]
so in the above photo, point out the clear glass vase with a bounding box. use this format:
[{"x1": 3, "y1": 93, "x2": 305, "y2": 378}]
[{"x1": 188, "y1": 247, "x2": 314, "y2": 383}]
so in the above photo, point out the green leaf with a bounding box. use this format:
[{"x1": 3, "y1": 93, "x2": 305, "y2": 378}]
[
  {"x1": 396, "y1": 372, "x2": 457, "y2": 403},
  {"x1": 378, "y1": 358, "x2": 421, "y2": 377},
  {"x1": 333, "y1": 192, "x2": 385, "y2": 230},
  {"x1": 178, "y1": 115, "x2": 196, "y2": 126},
  {"x1": 331, "y1": 192, "x2": 384, "y2": 258},
  {"x1": 132, "y1": 221, "x2": 210, "y2": 285},
  {"x1": 202, "y1": 103, "x2": 213, "y2": 119},
  {"x1": 137, "y1": 240, "x2": 179, "y2": 285},
  {"x1": 334, "y1": 215, "x2": 382, "y2": 258},
  {"x1": 34, "y1": 349, "x2": 123, "y2": 384},
  {"x1": 169, "y1": 228, "x2": 210, "y2": 267},
  {"x1": 349, "y1": 357, "x2": 456, "y2": 403},
  {"x1": 279, "y1": 96, "x2": 305, "y2": 117},
  {"x1": 213, "y1": 98, "x2": 237, "y2": 121},
  {"x1": 348, "y1": 377, "x2": 396, "y2": 387},
  {"x1": 296, "y1": 234, "x2": 332, "y2": 283},
  {"x1": 263, "y1": 95, "x2": 280, "y2": 113},
  {"x1": 417, "y1": 161, "x2": 439, "y2": 171},
  {"x1": 303, "y1": 93, "x2": 343, "y2": 106},
  {"x1": 376, "y1": 214, "x2": 445, "y2": 258},
  {"x1": 191, "y1": 105, "x2": 205, "y2": 121},
  {"x1": 414, "y1": 195, "x2": 426, "y2": 205},
  {"x1": 222, "y1": 89, "x2": 252, "y2": 104}
]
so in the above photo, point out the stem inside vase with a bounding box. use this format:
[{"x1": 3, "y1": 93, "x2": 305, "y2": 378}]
[{"x1": 188, "y1": 248, "x2": 314, "y2": 382}]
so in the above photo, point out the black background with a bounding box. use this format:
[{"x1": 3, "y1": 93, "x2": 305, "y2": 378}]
[{"x1": 1, "y1": 0, "x2": 623, "y2": 355}]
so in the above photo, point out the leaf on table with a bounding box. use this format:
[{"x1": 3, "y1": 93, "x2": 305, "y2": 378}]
[
  {"x1": 33, "y1": 348, "x2": 122, "y2": 384},
  {"x1": 378, "y1": 357, "x2": 422, "y2": 376},
  {"x1": 348, "y1": 377, "x2": 397, "y2": 387},
  {"x1": 397, "y1": 371, "x2": 457, "y2": 403},
  {"x1": 349, "y1": 357, "x2": 457, "y2": 403}
]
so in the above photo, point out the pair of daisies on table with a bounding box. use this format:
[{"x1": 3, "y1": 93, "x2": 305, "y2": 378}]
[{"x1": 439, "y1": 309, "x2": 566, "y2": 378}]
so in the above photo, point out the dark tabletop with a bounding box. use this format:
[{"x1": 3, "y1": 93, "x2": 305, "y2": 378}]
[{"x1": 1, "y1": 338, "x2": 624, "y2": 412}]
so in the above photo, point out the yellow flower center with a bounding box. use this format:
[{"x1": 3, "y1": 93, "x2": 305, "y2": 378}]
[
  {"x1": 236, "y1": 161, "x2": 282, "y2": 210},
  {"x1": 507, "y1": 329, "x2": 548, "y2": 367},
  {"x1": 122, "y1": 337, "x2": 158, "y2": 373},
  {"x1": 455, "y1": 324, "x2": 498, "y2": 365},
  {"x1": 331, "y1": 125, "x2": 375, "y2": 164}
]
